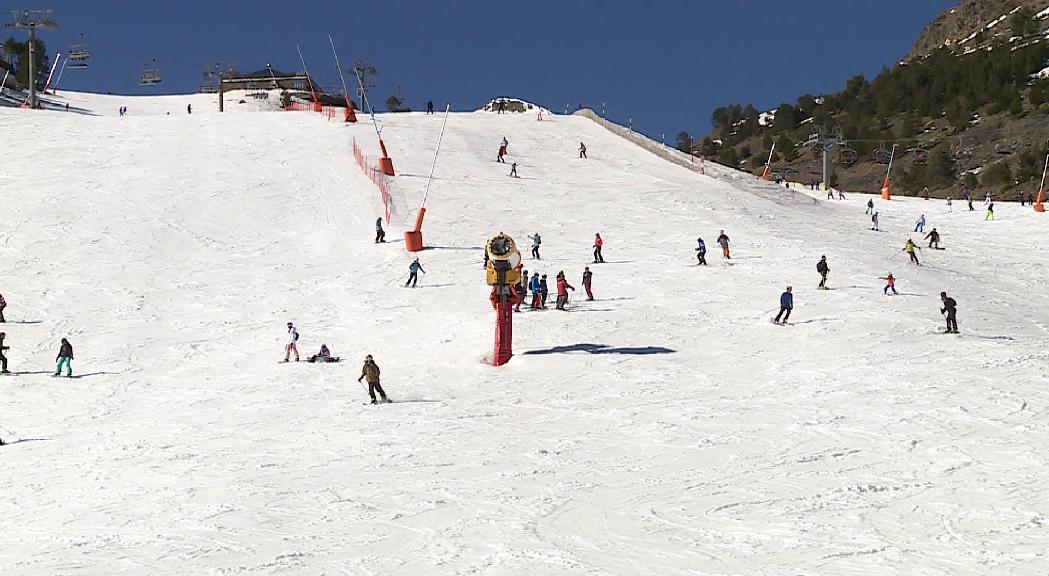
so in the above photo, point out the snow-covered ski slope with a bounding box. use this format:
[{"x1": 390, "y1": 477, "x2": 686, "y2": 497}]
[{"x1": 2, "y1": 92, "x2": 1048, "y2": 575}]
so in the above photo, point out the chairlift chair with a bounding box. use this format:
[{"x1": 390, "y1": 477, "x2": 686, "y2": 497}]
[
  {"x1": 140, "y1": 60, "x2": 162, "y2": 86},
  {"x1": 67, "y1": 33, "x2": 90, "y2": 69},
  {"x1": 839, "y1": 147, "x2": 858, "y2": 167},
  {"x1": 912, "y1": 147, "x2": 929, "y2": 165},
  {"x1": 872, "y1": 148, "x2": 892, "y2": 165}
]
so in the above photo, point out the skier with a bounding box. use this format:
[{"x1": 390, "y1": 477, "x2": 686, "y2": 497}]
[
  {"x1": 357, "y1": 354, "x2": 389, "y2": 404},
  {"x1": 838, "y1": 189, "x2": 846, "y2": 200},
  {"x1": 593, "y1": 233, "x2": 604, "y2": 263},
  {"x1": 717, "y1": 230, "x2": 731, "y2": 259},
  {"x1": 0, "y1": 331, "x2": 8, "y2": 374},
  {"x1": 515, "y1": 268, "x2": 528, "y2": 312},
  {"x1": 940, "y1": 292, "x2": 959, "y2": 334},
  {"x1": 985, "y1": 202, "x2": 995, "y2": 220},
  {"x1": 539, "y1": 274, "x2": 550, "y2": 309},
  {"x1": 308, "y1": 344, "x2": 339, "y2": 363},
  {"x1": 915, "y1": 214, "x2": 926, "y2": 233},
  {"x1": 925, "y1": 227, "x2": 941, "y2": 249},
  {"x1": 405, "y1": 258, "x2": 425, "y2": 287},
  {"x1": 985, "y1": 191, "x2": 992, "y2": 205},
  {"x1": 529, "y1": 272, "x2": 542, "y2": 309},
  {"x1": 509, "y1": 162, "x2": 518, "y2": 178},
  {"x1": 816, "y1": 256, "x2": 829, "y2": 290},
  {"x1": 426, "y1": 100, "x2": 434, "y2": 114},
  {"x1": 827, "y1": 189, "x2": 834, "y2": 200},
  {"x1": 1020, "y1": 192, "x2": 1026, "y2": 206},
  {"x1": 871, "y1": 211, "x2": 880, "y2": 231},
  {"x1": 497, "y1": 143, "x2": 507, "y2": 163},
  {"x1": 880, "y1": 273, "x2": 898, "y2": 295},
  {"x1": 967, "y1": 195, "x2": 974, "y2": 211},
  {"x1": 695, "y1": 238, "x2": 707, "y2": 266},
  {"x1": 0, "y1": 292, "x2": 5, "y2": 323},
  {"x1": 947, "y1": 197, "x2": 953, "y2": 212},
  {"x1": 375, "y1": 217, "x2": 386, "y2": 243},
  {"x1": 54, "y1": 337, "x2": 73, "y2": 377},
  {"x1": 582, "y1": 266, "x2": 594, "y2": 300},
  {"x1": 865, "y1": 199, "x2": 874, "y2": 214},
  {"x1": 187, "y1": 104, "x2": 192, "y2": 114},
  {"x1": 501, "y1": 136, "x2": 508, "y2": 152},
  {"x1": 283, "y1": 322, "x2": 300, "y2": 362},
  {"x1": 903, "y1": 239, "x2": 921, "y2": 265},
  {"x1": 483, "y1": 248, "x2": 490, "y2": 269},
  {"x1": 579, "y1": 142, "x2": 587, "y2": 158},
  {"x1": 773, "y1": 286, "x2": 793, "y2": 325},
  {"x1": 555, "y1": 271, "x2": 575, "y2": 310},
  {"x1": 528, "y1": 233, "x2": 542, "y2": 259}
]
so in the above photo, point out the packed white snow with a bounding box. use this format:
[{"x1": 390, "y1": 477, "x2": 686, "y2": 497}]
[{"x1": 1, "y1": 92, "x2": 1048, "y2": 575}]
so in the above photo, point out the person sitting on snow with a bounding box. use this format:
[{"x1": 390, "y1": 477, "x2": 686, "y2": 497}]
[{"x1": 308, "y1": 344, "x2": 339, "y2": 363}]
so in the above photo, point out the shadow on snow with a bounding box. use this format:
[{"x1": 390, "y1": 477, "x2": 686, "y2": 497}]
[{"x1": 523, "y1": 343, "x2": 676, "y2": 356}]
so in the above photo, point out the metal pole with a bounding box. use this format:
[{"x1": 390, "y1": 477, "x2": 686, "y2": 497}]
[
  {"x1": 353, "y1": 69, "x2": 382, "y2": 139},
  {"x1": 1039, "y1": 153, "x2": 1049, "y2": 193},
  {"x1": 295, "y1": 44, "x2": 319, "y2": 104},
  {"x1": 327, "y1": 35, "x2": 351, "y2": 106},
  {"x1": 28, "y1": 26, "x2": 36, "y2": 108},
  {"x1": 41, "y1": 50, "x2": 60, "y2": 94},
  {"x1": 822, "y1": 146, "x2": 830, "y2": 190},
  {"x1": 421, "y1": 104, "x2": 451, "y2": 209},
  {"x1": 885, "y1": 143, "x2": 898, "y2": 180},
  {"x1": 0, "y1": 70, "x2": 8, "y2": 95},
  {"x1": 51, "y1": 54, "x2": 68, "y2": 93}
]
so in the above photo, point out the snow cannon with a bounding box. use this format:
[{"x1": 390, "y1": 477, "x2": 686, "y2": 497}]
[
  {"x1": 881, "y1": 181, "x2": 891, "y2": 200},
  {"x1": 379, "y1": 139, "x2": 395, "y2": 176},
  {"x1": 343, "y1": 100, "x2": 357, "y2": 123},
  {"x1": 1035, "y1": 189, "x2": 1045, "y2": 213},
  {"x1": 486, "y1": 233, "x2": 522, "y2": 367},
  {"x1": 404, "y1": 208, "x2": 426, "y2": 252}
]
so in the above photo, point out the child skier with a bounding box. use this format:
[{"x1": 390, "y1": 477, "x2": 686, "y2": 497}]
[
  {"x1": 540, "y1": 274, "x2": 550, "y2": 308},
  {"x1": 903, "y1": 239, "x2": 921, "y2": 265},
  {"x1": 947, "y1": 197, "x2": 953, "y2": 212},
  {"x1": 0, "y1": 331, "x2": 8, "y2": 374},
  {"x1": 555, "y1": 271, "x2": 575, "y2": 310},
  {"x1": 283, "y1": 322, "x2": 300, "y2": 362},
  {"x1": 509, "y1": 162, "x2": 518, "y2": 178},
  {"x1": 55, "y1": 338, "x2": 73, "y2": 377},
  {"x1": 880, "y1": 273, "x2": 898, "y2": 295},
  {"x1": 0, "y1": 292, "x2": 5, "y2": 323},
  {"x1": 515, "y1": 268, "x2": 528, "y2": 312},
  {"x1": 865, "y1": 199, "x2": 874, "y2": 214},
  {"x1": 582, "y1": 266, "x2": 594, "y2": 300},
  {"x1": 405, "y1": 258, "x2": 425, "y2": 287},
  {"x1": 695, "y1": 238, "x2": 707, "y2": 265},
  {"x1": 816, "y1": 256, "x2": 830, "y2": 290},
  {"x1": 985, "y1": 202, "x2": 995, "y2": 220},
  {"x1": 915, "y1": 215, "x2": 925, "y2": 233},
  {"x1": 717, "y1": 230, "x2": 731, "y2": 259},
  {"x1": 357, "y1": 354, "x2": 389, "y2": 404},
  {"x1": 593, "y1": 233, "x2": 604, "y2": 263},
  {"x1": 774, "y1": 286, "x2": 793, "y2": 325},
  {"x1": 871, "y1": 211, "x2": 880, "y2": 231}
]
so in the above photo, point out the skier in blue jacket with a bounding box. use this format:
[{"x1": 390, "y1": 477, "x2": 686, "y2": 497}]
[
  {"x1": 529, "y1": 272, "x2": 542, "y2": 309},
  {"x1": 695, "y1": 238, "x2": 707, "y2": 265},
  {"x1": 405, "y1": 259, "x2": 425, "y2": 288},
  {"x1": 774, "y1": 286, "x2": 793, "y2": 324}
]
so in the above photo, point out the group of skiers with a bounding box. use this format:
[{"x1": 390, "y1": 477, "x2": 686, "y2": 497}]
[
  {"x1": 694, "y1": 231, "x2": 733, "y2": 265},
  {"x1": 281, "y1": 322, "x2": 385, "y2": 403},
  {"x1": 0, "y1": 330, "x2": 75, "y2": 377}
]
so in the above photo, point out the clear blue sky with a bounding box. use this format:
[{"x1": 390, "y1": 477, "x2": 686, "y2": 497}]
[{"x1": 18, "y1": 0, "x2": 955, "y2": 138}]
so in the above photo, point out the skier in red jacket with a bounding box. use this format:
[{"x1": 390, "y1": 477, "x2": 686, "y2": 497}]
[
  {"x1": 555, "y1": 271, "x2": 575, "y2": 310},
  {"x1": 593, "y1": 233, "x2": 604, "y2": 263}
]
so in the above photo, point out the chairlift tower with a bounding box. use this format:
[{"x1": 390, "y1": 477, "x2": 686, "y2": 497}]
[
  {"x1": 5, "y1": 9, "x2": 59, "y2": 109},
  {"x1": 806, "y1": 125, "x2": 845, "y2": 190}
]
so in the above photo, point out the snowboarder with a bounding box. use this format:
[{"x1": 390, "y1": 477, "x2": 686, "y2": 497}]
[
  {"x1": 985, "y1": 202, "x2": 995, "y2": 220},
  {"x1": 497, "y1": 143, "x2": 507, "y2": 163},
  {"x1": 915, "y1": 214, "x2": 926, "y2": 233},
  {"x1": 593, "y1": 233, "x2": 604, "y2": 263},
  {"x1": 283, "y1": 322, "x2": 300, "y2": 362},
  {"x1": 774, "y1": 286, "x2": 793, "y2": 325},
  {"x1": 375, "y1": 217, "x2": 386, "y2": 243},
  {"x1": 871, "y1": 211, "x2": 880, "y2": 231},
  {"x1": 426, "y1": 100, "x2": 434, "y2": 114},
  {"x1": 0, "y1": 331, "x2": 8, "y2": 374},
  {"x1": 816, "y1": 256, "x2": 829, "y2": 290},
  {"x1": 539, "y1": 274, "x2": 550, "y2": 308},
  {"x1": 555, "y1": 271, "x2": 575, "y2": 310},
  {"x1": 509, "y1": 162, "x2": 518, "y2": 178},
  {"x1": 865, "y1": 199, "x2": 874, "y2": 214},
  {"x1": 579, "y1": 142, "x2": 587, "y2": 158},
  {"x1": 501, "y1": 136, "x2": 508, "y2": 152},
  {"x1": 903, "y1": 239, "x2": 921, "y2": 265},
  {"x1": 717, "y1": 230, "x2": 731, "y2": 259},
  {"x1": 695, "y1": 238, "x2": 707, "y2": 265},
  {"x1": 308, "y1": 344, "x2": 339, "y2": 363},
  {"x1": 582, "y1": 266, "x2": 594, "y2": 300},
  {"x1": 925, "y1": 227, "x2": 941, "y2": 249},
  {"x1": 0, "y1": 292, "x2": 5, "y2": 323},
  {"x1": 940, "y1": 292, "x2": 958, "y2": 334},
  {"x1": 528, "y1": 233, "x2": 542, "y2": 259},
  {"x1": 947, "y1": 197, "x2": 953, "y2": 212},
  {"x1": 358, "y1": 354, "x2": 388, "y2": 404},
  {"x1": 880, "y1": 273, "x2": 898, "y2": 295},
  {"x1": 54, "y1": 338, "x2": 73, "y2": 377},
  {"x1": 405, "y1": 258, "x2": 425, "y2": 287},
  {"x1": 529, "y1": 272, "x2": 542, "y2": 309}
]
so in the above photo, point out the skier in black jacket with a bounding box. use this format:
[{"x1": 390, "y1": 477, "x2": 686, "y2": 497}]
[
  {"x1": 55, "y1": 338, "x2": 73, "y2": 377},
  {"x1": 925, "y1": 228, "x2": 940, "y2": 249},
  {"x1": 0, "y1": 331, "x2": 8, "y2": 374},
  {"x1": 816, "y1": 256, "x2": 830, "y2": 290},
  {"x1": 940, "y1": 292, "x2": 958, "y2": 333}
]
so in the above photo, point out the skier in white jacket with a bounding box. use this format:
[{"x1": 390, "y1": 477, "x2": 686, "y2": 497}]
[{"x1": 283, "y1": 322, "x2": 300, "y2": 362}]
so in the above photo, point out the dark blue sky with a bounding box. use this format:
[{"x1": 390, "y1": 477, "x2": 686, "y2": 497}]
[{"x1": 18, "y1": 0, "x2": 954, "y2": 138}]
